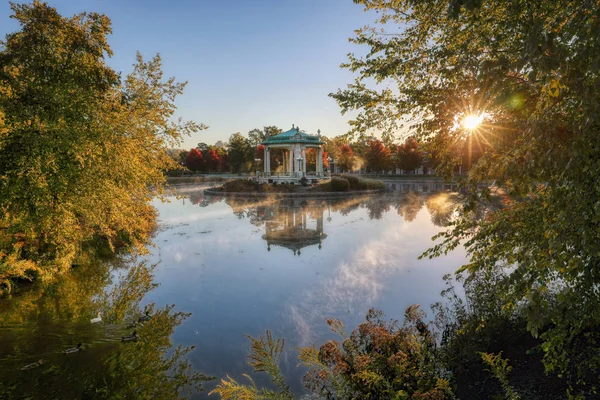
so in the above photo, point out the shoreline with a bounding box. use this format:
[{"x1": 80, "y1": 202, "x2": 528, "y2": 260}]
[{"x1": 203, "y1": 187, "x2": 385, "y2": 198}]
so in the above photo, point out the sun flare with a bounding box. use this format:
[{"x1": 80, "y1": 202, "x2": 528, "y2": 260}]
[{"x1": 463, "y1": 114, "x2": 483, "y2": 130}]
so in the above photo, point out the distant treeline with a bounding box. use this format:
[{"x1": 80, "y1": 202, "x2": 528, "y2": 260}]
[{"x1": 166, "y1": 128, "x2": 465, "y2": 175}]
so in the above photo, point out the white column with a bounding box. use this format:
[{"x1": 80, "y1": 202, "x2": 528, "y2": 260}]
[
  {"x1": 320, "y1": 147, "x2": 324, "y2": 174},
  {"x1": 315, "y1": 147, "x2": 319, "y2": 175},
  {"x1": 264, "y1": 146, "x2": 268, "y2": 173},
  {"x1": 302, "y1": 148, "x2": 306, "y2": 176},
  {"x1": 289, "y1": 147, "x2": 293, "y2": 174},
  {"x1": 317, "y1": 147, "x2": 322, "y2": 175},
  {"x1": 282, "y1": 150, "x2": 286, "y2": 173},
  {"x1": 291, "y1": 147, "x2": 295, "y2": 173},
  {"x1": 266, "y1": 148, "x2": 271, "y2": 174}
]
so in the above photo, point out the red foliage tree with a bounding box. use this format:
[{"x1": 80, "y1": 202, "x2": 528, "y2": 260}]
[
  {"x1": 185, "y1": 148, "x2": 204, "y2": 172},
  {"x1": 322, "y1": 150, "x2": 329, "y2": 169},
  {"x1": 396, "y1": 137, "x2": 423, "y2": 173},
  {"x1": 365, "y1": 139, "x2": 391, "y2": 173},
  {"x1": 204, "y1": 149, "x2": 220, "y2": 172}
]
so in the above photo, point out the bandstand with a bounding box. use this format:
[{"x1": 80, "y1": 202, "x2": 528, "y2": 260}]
[{"x1": 260, "y1": 124, "x2": 328, "y2": 184}]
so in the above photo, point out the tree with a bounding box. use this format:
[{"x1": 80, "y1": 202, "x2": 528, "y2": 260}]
[
  {"x1": 305, "y1": 148, "x2": 318, "y2": 172},
  {"x1": 185, "y1": 148, "x2": 204, "y2": 172},
  {"x1": 178, "y1": 150, "x2": 189, "y2": 166},
  {"x1": 0, "y1": 2, "x2": 206, "y2": 287},
  {"x1": 248, "y1": 126, "x2": 281, "y2": 146},
  {"x1": 396, "y1": 137, "x2": 423, "y2": 173},
  {"x1": 227, "y1": 132, "x2": 251, "y2": 173},
  {"x1": 216, "y1": 147, "x2": 229, "y2": 172},
  {"x1": 351, "y1": 136, "x2": 370, "y2": 160},
  {"x1": 333, "y1": 0, "x2": 600, "y2": 393},
  {"x1": 365, "y1": 139, "x2": 391, "y2": 173},
  {"x1": 164, "y1": 148, "x2": 182, "y2": 165},
  {"x1": 337, "y1": 144, "x2": 355, "y2": 172},
  {"x1": 322, "y1": 150, "x2": 329, "y2": 169},
  {"x1": 321, "y1": 136, "x2": 336, "y2": 159},
  {"x1": 247, "y1": 128, "x2": 265, "y2": 147},
  {"x1": 303, "y1": 148, "x2": 329, "y2": 172},
  {"x1": 204, "y1": 149, "x2": 221, "y2": 172},
  {"x1": 264, "y1": 125, "x2": 282, "y2": 137},
  {"x1": 197, "y1": 142, "x2": 209, "y2": 152}
]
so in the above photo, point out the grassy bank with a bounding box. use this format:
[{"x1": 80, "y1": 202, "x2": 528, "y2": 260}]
[
  {"x1": 323, "y1": 174, "x2": 385, "y2": 191},
  {"x1": 214, "y1": 176, "x2": 385, "y2": 194}
]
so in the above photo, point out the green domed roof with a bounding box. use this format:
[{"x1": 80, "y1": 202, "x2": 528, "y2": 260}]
[{"x1": 262, "y1": 125, "x2": 324, "y2": 145}]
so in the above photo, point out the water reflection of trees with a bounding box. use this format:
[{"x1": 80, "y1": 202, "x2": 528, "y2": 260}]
[
  {"x1": 207, "y1": 191, "x2": 479, "y2": 228},
  {"x1": 395, "y1": 191, "x2": 425, "y2": 222},
  {"x1": 182, "y1": 184, "x2": 501, "y2": 231},
  {"x1": 0, "y1": 256, "x2": 212, "y2": 399},
  {"x1": 187, "y1": 189, "x2": 221, "y2": 208}
]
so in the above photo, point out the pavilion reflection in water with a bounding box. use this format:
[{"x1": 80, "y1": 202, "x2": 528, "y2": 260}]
[
  {"x1": 212, "y1": 188, "x2": 495, "y2": 254},
  {"x1": 262, "y1": 201, "x2": 327, "y2": 255}
]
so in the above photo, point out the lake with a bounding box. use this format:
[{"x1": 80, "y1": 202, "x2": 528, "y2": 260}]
[{"x1": 0, "y1": 183, "x2": 468, "y2": 399}]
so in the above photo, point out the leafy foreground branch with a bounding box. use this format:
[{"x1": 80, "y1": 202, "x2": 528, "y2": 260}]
[
  {"x1": 210, "y1": 330, "x2": 294, "y2": 400},
  {"x1": 480, "y1": 352, "x2": 521, "y2": 400},
  {"x1": 211, "y1": 307, "x2": 453, "y2": 400},
  {"x1": 332, "y1": 0, "x2": 600, "y2": 397}
]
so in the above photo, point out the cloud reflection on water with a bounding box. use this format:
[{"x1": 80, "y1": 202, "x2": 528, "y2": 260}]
[
  {"x1": 176, "y1": 188, "x2": 472, "y2": 348},
  {"x1": 288, "y1": 217, "x2": 417, "y2": 346}
]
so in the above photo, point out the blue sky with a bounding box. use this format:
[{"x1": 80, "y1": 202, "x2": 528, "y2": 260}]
[{"x1": 0, "y1": 0, "x2": 375, "y2": 149}]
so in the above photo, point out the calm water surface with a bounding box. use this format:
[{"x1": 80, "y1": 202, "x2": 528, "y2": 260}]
[{"x1": 0, "y1": 183, "x2": 468, "y2": 398}]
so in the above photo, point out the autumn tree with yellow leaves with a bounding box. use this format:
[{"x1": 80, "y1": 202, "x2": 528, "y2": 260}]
[{"x1": 0, "y1": 1, "x2": 206, "y2": 291}]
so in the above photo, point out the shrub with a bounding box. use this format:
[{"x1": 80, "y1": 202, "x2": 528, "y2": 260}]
[
  {"x1": 330, "y1": 177, "x2": 350, "y2": 192},
  {"x1": 480, "y1": 352, "x2": 521, "y2": 400},
  {"x1": 210, "y1": 330, "x2": 294, "y2": 400},
  {"x1": 301, "y1": 308, "x2": 453, "y2": 399},
  {"x1": 359, "y1": 177, "x2": 385, "y2": 190},
  {"x1": 211, "y1": 308, "x2": 453, "y2": 400},
  {"x1": 222, "y1": 179, "x2": 260, "y2": 192},
  {"x1": 432, "y1": 274, "x2": 571, "y2": 399},
  {"x1": 341, "y1": 174, "x2": 360, "y2": 189},
  {"x1": 340, "y1": 174, "x2": 385, "y2": 190},
  {"x1": 300, "y1": 176, "x2": 308, "y2": 186}
]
